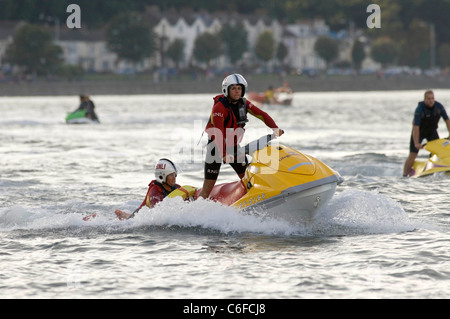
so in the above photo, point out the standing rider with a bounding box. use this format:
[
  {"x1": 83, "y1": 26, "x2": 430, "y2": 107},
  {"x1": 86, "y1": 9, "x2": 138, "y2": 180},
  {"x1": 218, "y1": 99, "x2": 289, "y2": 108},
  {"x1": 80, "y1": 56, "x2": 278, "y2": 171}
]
[{"x1": 198, "y1": 74, "x2": 284, "y2": 199}]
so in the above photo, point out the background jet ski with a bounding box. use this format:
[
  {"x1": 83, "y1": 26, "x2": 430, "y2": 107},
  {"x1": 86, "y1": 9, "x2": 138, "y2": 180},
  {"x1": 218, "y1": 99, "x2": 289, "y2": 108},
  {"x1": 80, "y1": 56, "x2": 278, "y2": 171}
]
[
  {"x1": 410, "y1": 138, "x2": 450, "y2": 177},
  {"x1": 66, "y1": 95, "x2": 100, "y2": 124},
  {"x1": 65, "y1": 109, "x2": 99, "y2": 124}
]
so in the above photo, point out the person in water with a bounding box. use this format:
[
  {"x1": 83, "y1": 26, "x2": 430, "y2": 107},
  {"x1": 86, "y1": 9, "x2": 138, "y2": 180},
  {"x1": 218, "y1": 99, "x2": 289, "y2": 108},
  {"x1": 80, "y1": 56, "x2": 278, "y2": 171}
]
[
  {"x1": 76, "y1": 95, "x2": 100, "y2": 122},
  {"x1": 403, "y1": 90, "x2": 450, "y2": 177},
  {"x1": 277, "y1": 81, "x2": 293, "y2": 94},
  {"x1": 198, "y1": 73, "x2": 284, "y2": 199},
  {"x1": 115, "y1": 158, "x2": 181, "y2": 220}
]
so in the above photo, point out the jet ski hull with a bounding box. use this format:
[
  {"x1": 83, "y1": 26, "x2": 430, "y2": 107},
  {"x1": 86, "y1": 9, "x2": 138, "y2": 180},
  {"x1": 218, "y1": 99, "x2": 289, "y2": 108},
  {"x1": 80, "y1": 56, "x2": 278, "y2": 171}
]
[
  {"x1": 66, "y1": 118, "x2": 99, "y2": 124},
  {"x1": 66, "y1": 109, "x2": 99, "y2": 124},
  {"x1": 243, "y1": 179, "x2": 338, "y2": 223}
]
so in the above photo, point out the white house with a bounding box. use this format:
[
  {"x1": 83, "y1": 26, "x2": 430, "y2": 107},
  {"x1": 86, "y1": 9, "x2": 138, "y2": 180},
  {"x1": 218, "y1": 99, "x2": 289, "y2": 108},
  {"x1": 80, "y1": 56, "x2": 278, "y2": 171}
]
[
  {"x1": 152, "y1": 13, "x2": 222, "y2": 68},
  {"x1": 283, "y1": 19, "x2": 330, "y2": 70},
  {"x1": 56, "y1": 28, "x2": 118, "y2": 72},
  {"x1": 151, "y1": 9, "x2": 285, "y2": 70}
]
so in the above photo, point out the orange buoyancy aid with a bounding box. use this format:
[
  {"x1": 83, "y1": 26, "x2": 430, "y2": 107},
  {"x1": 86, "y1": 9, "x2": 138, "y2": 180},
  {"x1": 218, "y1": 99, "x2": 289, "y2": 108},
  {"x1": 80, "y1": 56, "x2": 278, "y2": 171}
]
[{"x1": 138, "y1": 180, "x2": 180, "y2": 210}]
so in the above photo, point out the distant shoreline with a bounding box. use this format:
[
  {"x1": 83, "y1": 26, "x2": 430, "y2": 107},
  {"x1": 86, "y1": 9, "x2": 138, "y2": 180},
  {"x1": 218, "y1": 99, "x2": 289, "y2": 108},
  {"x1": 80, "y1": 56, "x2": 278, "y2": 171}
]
[{"x1": 0, "y1": 74, "x2": 449, "y2": 96}]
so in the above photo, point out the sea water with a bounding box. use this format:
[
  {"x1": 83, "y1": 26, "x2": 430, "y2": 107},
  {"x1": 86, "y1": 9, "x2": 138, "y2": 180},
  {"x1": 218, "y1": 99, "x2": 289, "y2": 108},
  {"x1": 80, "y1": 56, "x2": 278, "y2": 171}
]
[{"x1": 1, "y1": 90, "x2": 449, "y2": 299}]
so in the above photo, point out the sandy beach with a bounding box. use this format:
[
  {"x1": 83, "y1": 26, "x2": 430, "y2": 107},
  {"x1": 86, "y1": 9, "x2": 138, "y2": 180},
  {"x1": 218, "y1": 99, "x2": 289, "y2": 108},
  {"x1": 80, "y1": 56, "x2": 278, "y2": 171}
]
[{"x1": 0, "y1": 74, "x2": 449, "y2": 96}]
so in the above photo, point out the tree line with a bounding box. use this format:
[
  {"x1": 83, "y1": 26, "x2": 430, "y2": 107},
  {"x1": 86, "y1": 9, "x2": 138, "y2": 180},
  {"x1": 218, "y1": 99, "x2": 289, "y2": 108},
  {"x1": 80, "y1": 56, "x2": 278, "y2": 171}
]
[
  {"x1": 2, "y1": 0, "x2": 450, "y2": 75},
  {"x1": 1, "y1": 0, "x2": 449, "y2": 46},
  {"x1": 2, "y1": 18, "x2": 289, "y2": 77}
]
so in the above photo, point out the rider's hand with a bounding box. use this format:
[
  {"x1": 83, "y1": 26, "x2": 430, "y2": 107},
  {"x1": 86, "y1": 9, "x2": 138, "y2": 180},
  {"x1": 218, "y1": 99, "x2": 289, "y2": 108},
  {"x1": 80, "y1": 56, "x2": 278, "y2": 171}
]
[{"x1": 273, "y1": 128, "x2": 284, "y2": 137}]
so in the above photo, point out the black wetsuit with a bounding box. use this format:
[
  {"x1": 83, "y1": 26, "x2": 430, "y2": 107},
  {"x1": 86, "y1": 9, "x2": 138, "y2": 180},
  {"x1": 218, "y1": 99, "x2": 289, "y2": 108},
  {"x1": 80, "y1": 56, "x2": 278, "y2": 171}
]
[{"x1": 410, "y1": 101, "x2": 449, "y2": 153}]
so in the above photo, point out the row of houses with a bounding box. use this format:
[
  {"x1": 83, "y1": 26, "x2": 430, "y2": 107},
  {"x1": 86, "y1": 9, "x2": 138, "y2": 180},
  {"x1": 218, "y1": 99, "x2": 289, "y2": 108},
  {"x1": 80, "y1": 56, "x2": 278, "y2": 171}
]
[{"x1": 0, "y1": 6, "x2": 378, "y2": 75}]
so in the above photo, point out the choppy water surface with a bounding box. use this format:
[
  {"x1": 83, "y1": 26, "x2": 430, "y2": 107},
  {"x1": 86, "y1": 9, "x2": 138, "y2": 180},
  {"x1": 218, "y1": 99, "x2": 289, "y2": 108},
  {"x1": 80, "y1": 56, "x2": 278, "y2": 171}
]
[{"x1": 1, "y1": 90, "x2": 449, "y2": 299}]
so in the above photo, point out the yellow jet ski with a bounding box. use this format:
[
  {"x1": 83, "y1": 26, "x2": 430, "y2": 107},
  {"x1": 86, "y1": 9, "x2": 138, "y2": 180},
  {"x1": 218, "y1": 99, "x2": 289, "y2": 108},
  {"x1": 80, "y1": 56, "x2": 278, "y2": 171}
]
[
  {"x1": 195, "y1": 134, "x2": 343, "y2": 223},
  {"x1": 410, "y1": 138, "x2": 450, "y2": 178}
]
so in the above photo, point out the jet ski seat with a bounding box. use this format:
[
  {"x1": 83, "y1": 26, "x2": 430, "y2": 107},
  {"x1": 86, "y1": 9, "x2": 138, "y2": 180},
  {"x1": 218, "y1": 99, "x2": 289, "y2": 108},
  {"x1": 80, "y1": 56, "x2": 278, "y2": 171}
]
[{"x1": 198, "y1": 180, "x2": 247, "y2": 206}]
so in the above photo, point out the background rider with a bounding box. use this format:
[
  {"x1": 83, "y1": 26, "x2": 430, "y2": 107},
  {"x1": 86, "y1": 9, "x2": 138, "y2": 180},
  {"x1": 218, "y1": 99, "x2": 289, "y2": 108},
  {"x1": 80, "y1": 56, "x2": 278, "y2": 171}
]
[
  {"x1": 403, "y1": 90, "x2": 450, "y2": 177},
  {"x1": 76, "y1": 94, "x2": 100, "y2": 122}
]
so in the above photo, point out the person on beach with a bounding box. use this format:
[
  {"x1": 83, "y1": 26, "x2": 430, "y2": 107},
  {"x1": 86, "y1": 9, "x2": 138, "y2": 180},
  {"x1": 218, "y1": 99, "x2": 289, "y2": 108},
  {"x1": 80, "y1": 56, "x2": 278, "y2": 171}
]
[
  {"x1": 198, "y1": 73, "x2": 284, "y2": 199},
  {"x1": 115, "y1": 158, "x2": 182, "y2": 220},
  {"x1": 403, "y1": 90, "x2": 450, "y2": 177},
  {"x1": 76, "y1": 95, "x2": 100, "y2": 122}
]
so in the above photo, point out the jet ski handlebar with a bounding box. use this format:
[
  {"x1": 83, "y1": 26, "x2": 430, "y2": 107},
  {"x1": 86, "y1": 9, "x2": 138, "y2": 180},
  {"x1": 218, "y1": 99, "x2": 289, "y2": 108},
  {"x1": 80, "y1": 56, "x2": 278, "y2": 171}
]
[{"x1": 243, "y1": 130, "x2": 283, "y2": 155}]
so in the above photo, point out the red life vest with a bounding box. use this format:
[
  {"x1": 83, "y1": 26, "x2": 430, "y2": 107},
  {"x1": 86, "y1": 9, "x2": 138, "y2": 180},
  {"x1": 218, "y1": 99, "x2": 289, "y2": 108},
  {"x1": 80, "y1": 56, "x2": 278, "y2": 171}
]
[
  {"x1": 205, "y1": 94, "x2": 279, "y2": 157},
  {"x1": 137, "y1": 180, "x2": 180, "y2": 210}
]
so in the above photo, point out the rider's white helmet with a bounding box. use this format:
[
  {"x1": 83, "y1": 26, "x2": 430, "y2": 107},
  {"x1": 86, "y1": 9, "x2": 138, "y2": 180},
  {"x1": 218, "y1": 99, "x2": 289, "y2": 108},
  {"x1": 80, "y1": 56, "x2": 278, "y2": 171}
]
[
  {"x1": 155, "y1": 158, "x2": 177, "y2": 183},
  {"x1": 222, "y1": 74, "x2": 247, "y2": 97}
]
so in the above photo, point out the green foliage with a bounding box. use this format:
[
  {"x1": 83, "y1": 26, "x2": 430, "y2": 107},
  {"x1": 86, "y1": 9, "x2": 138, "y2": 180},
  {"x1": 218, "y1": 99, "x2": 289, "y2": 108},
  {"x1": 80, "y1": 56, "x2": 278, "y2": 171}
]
[
  {"x1": 254, "y1": 30, "x2": 275, "y2": 62},
  {"x1": 166, "y1": 38, "x2": 185, "y2": 67},
  {"x1": 398, "y1": 19, "x2": 431, "y2": 67},
  {"x1": 0, "y1": 0, "x2": 65, "y2": 24},
  {"x1": 53, "y1": 64, "x2": 84, "y2": 80},
  {"x1": 276, "y1": 42, "x2": 288, "y2": 65},
  {"x1": 351, "y1": 39, "x2": 365, "y2": 70},
  {"x1": 106, "y1": 12, "x2": 156, "y2": 64},
  {"x1": 370, "y1": 37, "x2": 400, "y2": 67},
  {"x1": 1, "y1": 0, "x2": 449, "y2": 69},
  {"x1": 0, "y1": 0, "x2": 448, "y2": 48},
  {"x1": 438, "y1": 43, "x2": 450, "y2": 68},
  {"x1": 221, "y1": 22, "x2": 248, "y2": 64},
  {"x1": 4, "y1": 23, "x2": 63, "y2": 74},
  {"x1": 193, "y1": 32, "x2": 222, "y2": 66},
  {"x1": 314, "y1": 36, "x2": 338, "y2": 66}
]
